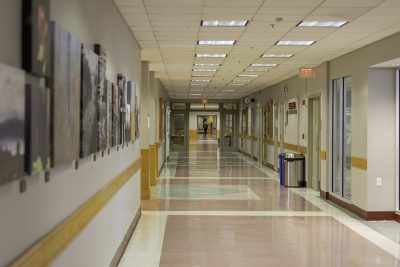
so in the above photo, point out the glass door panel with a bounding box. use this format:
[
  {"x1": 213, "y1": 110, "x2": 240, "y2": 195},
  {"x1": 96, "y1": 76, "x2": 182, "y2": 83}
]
[
  {"x1": 171, "y1": 113, "x2": 186, "y2": 151},
  {"x1": 332, "y1": 78, "x2": 343, "y2": 196},
  {"x1": 332, "y1": 77, "x2": 352, "y2": 199},
  {"x1": 221, "y1": 112, "x2": 236, "y2": 151},
  {"x1": 344, "y1": 76, "x2": 352, "y2": 199}
]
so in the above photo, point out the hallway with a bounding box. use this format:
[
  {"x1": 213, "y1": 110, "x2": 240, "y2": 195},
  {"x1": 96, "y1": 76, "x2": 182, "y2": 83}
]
[{"x1": 119, "y1": 143, "x2": 400, "y2": 267}]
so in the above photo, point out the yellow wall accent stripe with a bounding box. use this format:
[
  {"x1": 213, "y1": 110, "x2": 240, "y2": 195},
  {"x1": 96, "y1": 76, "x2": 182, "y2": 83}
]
[
  {"x1": 284, "y1": 143, "x2": 298, "y2": 152},
  {"x1": 189, "y1": 129, "x2": 197, "y2": 141},
  {"x1": 351, "y1": 156, "x2": 367, "y2": 170},
  {"x1": 141, "y1": 149, "x2": 150, "y2": 200},
  {"x1": 11, "y1": 159, "x2": 141, "y2": 267},
  {"x1": 297, "y1": 145, "x2": 307, "y2": 154},
  {"x1": 149, "y1": 145, "x2": 157, "y2": 186}
]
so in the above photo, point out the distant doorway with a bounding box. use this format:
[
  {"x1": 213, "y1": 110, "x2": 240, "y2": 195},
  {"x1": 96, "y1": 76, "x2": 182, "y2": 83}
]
[{"x1": 197, "y1": 115, "x2": 217, "y2": 141}]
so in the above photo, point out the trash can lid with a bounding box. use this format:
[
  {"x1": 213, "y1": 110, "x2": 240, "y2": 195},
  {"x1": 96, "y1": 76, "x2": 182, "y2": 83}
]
[{"x1": 284, "y1": 153, "x2": 305, "y2": 159}]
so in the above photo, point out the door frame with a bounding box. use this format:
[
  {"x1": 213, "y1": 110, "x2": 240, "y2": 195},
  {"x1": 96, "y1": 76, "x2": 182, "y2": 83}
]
[
  {"x1": 170, "y1": 110, "x2": 189, "y2": 151},
  {"x1": 396, "y1": 69, "x2": 400, "y2": 211},
  {"x1": 308, "y1": 96, "x2": 321, "y2": 191},
  {"x1": 221, "y1": 110, "x2": 238, "y2": 152}
]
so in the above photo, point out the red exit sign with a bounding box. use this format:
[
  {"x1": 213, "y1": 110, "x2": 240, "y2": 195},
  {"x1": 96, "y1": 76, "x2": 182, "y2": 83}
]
[{"x1": 299, "y1": 68, "x2": 315, "y2": 79}]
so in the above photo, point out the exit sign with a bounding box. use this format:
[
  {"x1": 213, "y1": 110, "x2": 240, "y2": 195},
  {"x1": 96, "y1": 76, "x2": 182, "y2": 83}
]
[
  {"x1": 201, "y1": 99, "x2": 208, "y2": 104},
  {"x1": 299, "y1": 68, "x2": 315, "y2": 79}
]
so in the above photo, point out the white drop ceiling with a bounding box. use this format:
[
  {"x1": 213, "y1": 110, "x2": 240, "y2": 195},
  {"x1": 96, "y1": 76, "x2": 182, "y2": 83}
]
[{"x1": 114, "y1": 0, "x2": 400, "y2": 99}]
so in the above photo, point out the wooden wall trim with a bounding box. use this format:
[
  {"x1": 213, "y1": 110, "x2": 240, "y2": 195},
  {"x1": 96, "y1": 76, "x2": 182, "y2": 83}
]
[
  {"x1": 110, "y1": 208, "x2": 141, "y2": 267},
  {"x1": 351, "y1": 156, "x2": 367, "y2": 170},
  {"x1": 149, "y1": 145, "x2": 157, "y2": 186},
  {"x1": 320, "y1": 151, "x2": 327, "y2": 160},
  {"x1": 10, "y1": 159, "x2": 141, "y2": 267},
  {"x1": 263, "y1": 138, "x2": 274, "y2": 145},
  {"x1": 141, "y1": 149, "x2": 150, "y2": 200},
  {"x1": 240, "y1": 135, "x2": 258, "y2": 141},
  {"x1": 321, "y1": 191, "x2": 395, "y2": 221},
  {"x1": 297, "y1": 145, "x2": 307, "y2": 154},
  {"x1": 283, "y1": 143, "x2": 298, "y2": 152}
]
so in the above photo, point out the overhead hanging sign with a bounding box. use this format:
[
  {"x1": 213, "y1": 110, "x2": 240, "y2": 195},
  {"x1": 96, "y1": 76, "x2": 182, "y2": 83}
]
[{"x1": 299, "y1": 68, "x2": 315, "y2": 79}]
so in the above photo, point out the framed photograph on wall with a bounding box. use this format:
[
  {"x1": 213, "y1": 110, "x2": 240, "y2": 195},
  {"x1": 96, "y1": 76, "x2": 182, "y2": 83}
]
[
  {"x1": 25, "y1": 74, "x2": 50, "y2": 175},
  {"x1": 80, "y1": 46, "x2": 99, "y2": 158},
  {"x1": 49, "y1": 22, "x2": 81, "y2": 167},
  {"x1": 0, "y1": 63, "x2": 26, "y2": 185},
  {"x1": 22, "y1": 0, "x2": 50, "y2": 77}
]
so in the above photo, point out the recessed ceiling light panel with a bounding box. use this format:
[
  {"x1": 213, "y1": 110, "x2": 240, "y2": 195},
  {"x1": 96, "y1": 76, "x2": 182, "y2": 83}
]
[
  {"x1": 298, "y1": 21, "x2": 348, "y2": 27},
  {"x1": 194, "y1": 63, "x2": 221, "y2": 66},
  {"x1": 196, "y1": 53, "x2": 227, "y2": 58},
  {"x1": 192, "y1": 74, "x2": 214, "y2": 77},
  {"x1": 250, "y1": 63, "x2": 278, "y2": 67},
  {"x1": 198, "y1": 40, "x2": 236, "y2": 45},
  {"x1": 201, "y1": 20, "x2": 248, "y2": 27},
  {"x1": 192, "y1": 69, "x2": 218, "y2": 72},
  {"x1": 238, "y1": 74, "x2": 259, "y2": 77},
  {"x1": 262, "y1": 54, "x2": 293, "y2": 58},
  {"x1": 191, "y1": 79, "x2": 211, "y2": 82},
  {"x1": 276, "y1": 40, "x2": 315, "y2": 46}
]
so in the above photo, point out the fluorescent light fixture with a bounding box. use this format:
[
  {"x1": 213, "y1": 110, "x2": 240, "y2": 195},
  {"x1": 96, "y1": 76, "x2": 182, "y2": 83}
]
[
  {"x1": 223, "y1": 89, "x2": 237, "y2": 92},
  {"x1": 191, "y1": 84, "x2": 205, "y2": 86},
  {"x1": 298, "y1": 21, "x2": 348, "y2": 27},
  {"x1": 194, "y1": 63, "x2": 221, "y2": 66},
  {"x1": 196, "y1": 53, "x2": 227, "y2": 58},
  {"x1": 230, "y1": 84, "x2": 245, "y2": 86},
  {"x1": 250, "y1": 63, "x2": 278, "y2": 67},
  {"x1": 262, "y1": 54, "x2": 293, "y2": 58},
  {"x1": 189, "y1": 93, "x2": 202, "y2": 96},
  {"x1": 192, "y1": 74, "x2": 214, "y2": 77},
  {"x1": 232, "y1": 79, "x2": 251, "y2": 82},
  {"x1": 191, "y1": 79, "x2": 211, "y2": 82},
  {"x1": 198, "y1": 40, "x2": 236, "y2": 45},
  {"x1": 276, "y1": 40, "x2": 315, "y2": 46},
  {"x1": 245, "y1": 68, "x2": 265, "y2": 72},
  {"x1": 192, "y1": 69, "x2": 218, "y2": 72},
  {"x1": 201, "y1": 20, "x2": 248, "y2": 27},
  {"x1": 238, "y1": 74, "x2": 259, "y2": 77}
]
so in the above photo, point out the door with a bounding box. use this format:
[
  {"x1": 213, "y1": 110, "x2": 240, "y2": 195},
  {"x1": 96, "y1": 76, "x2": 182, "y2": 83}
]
[
  {"x1": 170, "y1": 112, "x2": 187, "y2": 151},
  {"x1": 332, "y1": 77, "x2": 352, "y2": 199},
  {"x1": 165, "y1": 106, "x2": 171, "y2": 158},
  {"x1": 279, "y1": 102, "x2": 285, "y2": 153},
  {"x1": 308, "y1": 97, "x2": 321, "y2": 190},
  {"x1": 221, "y1": 112, "x2": 236, "y2": 152},
  {"x1": 258, "y1": 104, "x2": 263, "y2": 162},
  {"x1": 273, "y1": 103, "x2": 279, "y2": 169}
]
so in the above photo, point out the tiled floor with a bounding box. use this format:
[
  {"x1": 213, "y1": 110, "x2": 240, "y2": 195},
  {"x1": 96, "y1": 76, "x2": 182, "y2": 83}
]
[{"x1": 119, "y1": 141, "x2": 400, "y2": 267}]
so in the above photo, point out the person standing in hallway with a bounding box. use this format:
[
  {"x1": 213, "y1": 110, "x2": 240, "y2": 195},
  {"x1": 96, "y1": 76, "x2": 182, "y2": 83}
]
[{"x1": 203, "y1": 120, "x2": 208, "y2": 136}]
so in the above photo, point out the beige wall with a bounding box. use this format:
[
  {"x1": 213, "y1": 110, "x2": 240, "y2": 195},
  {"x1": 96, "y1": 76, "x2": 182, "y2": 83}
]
[
  {"x1": 247, "y1": 63, "x2": 328, "y2": 189},
  {"x1": 241, "y1": 31, "x2": 400, "y2": 212},
  {"x1": 367, "y1": 68, "x2": 397, "y2": 211},
  {"x1": 0, "y1": 0, "x2": 142, "y2": 266},
  {"x1": 328, "y1": 32, "x2": 400, "y2": 211}
]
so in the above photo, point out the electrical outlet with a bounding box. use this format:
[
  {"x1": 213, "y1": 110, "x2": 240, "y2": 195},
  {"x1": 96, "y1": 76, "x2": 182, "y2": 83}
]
[{"x1": 376, "y1": 177, "x2": 383, "y2": 186}]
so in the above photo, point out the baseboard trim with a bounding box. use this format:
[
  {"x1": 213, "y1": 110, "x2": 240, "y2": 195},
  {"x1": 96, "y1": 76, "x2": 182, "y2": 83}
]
[
  {"x1": 110, "y1": 208, "x2": 142, "y2": 267},
  {"x1": 158, "y1": 161, "x2": 165, "y2": 178},
  {"x1": 266, "y1": 162, "x2": 275, "y2": 170},
  {"x1": 320, "y1": 190, "x2": 396, "y2": 221}
]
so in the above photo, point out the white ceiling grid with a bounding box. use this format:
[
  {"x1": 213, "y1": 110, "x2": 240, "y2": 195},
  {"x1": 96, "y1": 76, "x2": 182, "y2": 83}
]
[{"x1": 114, "y1": 0, "x2": 400, "y2": 99}]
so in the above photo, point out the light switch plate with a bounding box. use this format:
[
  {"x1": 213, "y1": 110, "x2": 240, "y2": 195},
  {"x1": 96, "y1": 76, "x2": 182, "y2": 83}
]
[{"x1": 376, "y1": 177, "x2": 383, "y2": 186}]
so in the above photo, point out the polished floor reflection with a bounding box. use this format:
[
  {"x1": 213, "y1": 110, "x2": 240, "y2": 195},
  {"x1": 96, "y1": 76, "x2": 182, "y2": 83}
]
[{"x1": 119, "y1": 141, "x2": 400, "y2": 267}]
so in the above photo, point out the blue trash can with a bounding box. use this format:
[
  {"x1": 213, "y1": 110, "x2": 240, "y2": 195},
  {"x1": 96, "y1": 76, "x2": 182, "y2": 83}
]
[{"x1": 278, "y1": 153, "x2": 286, "y2": 186}]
